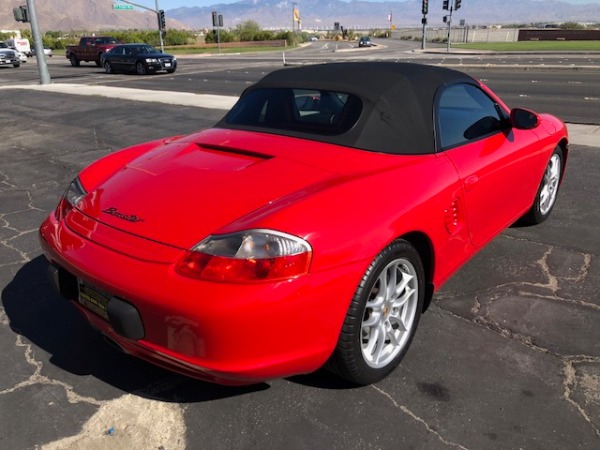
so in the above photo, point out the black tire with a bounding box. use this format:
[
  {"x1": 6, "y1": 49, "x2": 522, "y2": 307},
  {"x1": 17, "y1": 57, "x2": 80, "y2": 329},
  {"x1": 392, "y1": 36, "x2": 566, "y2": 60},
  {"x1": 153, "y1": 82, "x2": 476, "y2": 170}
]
[
  {"x1": 69, "y1": 54, "x2": 80, "y2": 67},
  {"x1": 327, "y1": 239, "x2": 425, "y2": 385},
  {"x1": 166, "y1": 68, "x2": 176, "y2": 74},
  {"x1": 104, "y1": 61, "x2": 113, "y2": 74},
  {"x1": 13, "y1": 63, "x2": 20, "y2": 68},
  {"x1": 95, "y1": 55, "x2": 102, "y2": 67},
  {"x1": 521, "y1": 146, "x2": 564, "y2": 225},
  {"x1": 135, "y1": 61, "x2": 146, "y2": 75}
]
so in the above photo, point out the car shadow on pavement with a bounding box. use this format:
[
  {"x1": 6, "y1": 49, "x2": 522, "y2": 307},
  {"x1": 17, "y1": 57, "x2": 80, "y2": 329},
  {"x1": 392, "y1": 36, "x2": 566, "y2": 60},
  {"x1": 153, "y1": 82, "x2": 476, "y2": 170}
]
[{"x1": 2, "y1": 256, "x2": 269, "y2": 402}]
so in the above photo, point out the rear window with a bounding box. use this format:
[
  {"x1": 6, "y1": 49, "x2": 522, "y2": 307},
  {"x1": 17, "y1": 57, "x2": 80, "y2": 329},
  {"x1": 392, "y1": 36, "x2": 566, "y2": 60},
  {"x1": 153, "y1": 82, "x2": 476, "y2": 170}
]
[
  {"x1": 96, "y1": 37, "x2": 118, "y2": 45},
  {"x1": 225, "y1": 88, "x2": 362, "y2": 135}
]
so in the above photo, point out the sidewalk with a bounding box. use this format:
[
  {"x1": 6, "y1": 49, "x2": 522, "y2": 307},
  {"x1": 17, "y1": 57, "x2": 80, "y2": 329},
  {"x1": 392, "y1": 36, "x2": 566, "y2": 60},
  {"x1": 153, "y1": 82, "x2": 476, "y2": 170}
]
[{"x1": 2, "y1": 83, "x2": 599, "y2": 148}]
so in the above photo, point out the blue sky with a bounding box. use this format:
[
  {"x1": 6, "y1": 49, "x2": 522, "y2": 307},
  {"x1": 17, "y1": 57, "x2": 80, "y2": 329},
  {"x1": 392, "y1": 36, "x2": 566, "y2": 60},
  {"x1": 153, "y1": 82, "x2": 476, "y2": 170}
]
[{"x1": 126, "y1": 0, "x2": 599, "y2": 10}]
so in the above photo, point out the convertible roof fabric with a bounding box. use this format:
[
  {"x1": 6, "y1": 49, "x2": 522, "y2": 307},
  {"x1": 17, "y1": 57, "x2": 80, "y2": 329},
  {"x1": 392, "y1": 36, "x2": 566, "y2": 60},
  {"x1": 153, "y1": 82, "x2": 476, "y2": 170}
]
[{"x1": 217, "y1": 62, "x2": 477, "y2": 154}]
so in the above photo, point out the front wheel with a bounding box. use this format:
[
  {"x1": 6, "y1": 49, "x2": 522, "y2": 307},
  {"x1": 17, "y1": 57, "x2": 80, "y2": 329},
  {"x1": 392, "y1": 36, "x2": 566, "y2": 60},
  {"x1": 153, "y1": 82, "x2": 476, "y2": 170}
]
[
  {"x1": 166, "y1": 68, "x2": 176, "y2": 74},
  {"x1": 135, "y1": 61, "x2": 147, "y2": 75},
  {"x1": 521, "y1": 146, "x2": 564, "y2": 225},
  {"x1": 69, "y1": 54, "x2": 80, "y2": 67},
  {"x1": 104, "y1": 61, "x2": 113, "y2": 74},
  {"x1": 13, "y1": 63, "x2": 20, "y2": 68},
  {"x1": 327, "y1": 239, "x2": 425, "y2": 385}
]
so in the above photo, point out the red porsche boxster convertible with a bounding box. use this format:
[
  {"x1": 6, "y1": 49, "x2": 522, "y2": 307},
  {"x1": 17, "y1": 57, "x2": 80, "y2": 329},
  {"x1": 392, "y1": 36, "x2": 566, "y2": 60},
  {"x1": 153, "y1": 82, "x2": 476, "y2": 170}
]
[{"x1": 40, "y1": 62, "x2": 568, "y2": 385}]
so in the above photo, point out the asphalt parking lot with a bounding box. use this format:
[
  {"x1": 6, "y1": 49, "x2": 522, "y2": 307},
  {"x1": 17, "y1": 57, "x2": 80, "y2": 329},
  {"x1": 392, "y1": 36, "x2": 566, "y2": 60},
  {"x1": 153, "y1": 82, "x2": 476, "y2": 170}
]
[{"x1": 1, "y1": 85, "x2": 599, "y2": 449}]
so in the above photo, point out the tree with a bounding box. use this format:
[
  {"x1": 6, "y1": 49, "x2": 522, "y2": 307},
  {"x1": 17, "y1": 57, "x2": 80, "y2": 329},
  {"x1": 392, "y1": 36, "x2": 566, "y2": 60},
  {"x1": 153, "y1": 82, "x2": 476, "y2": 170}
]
[
  {"x1": 560, "y1": 22, "x2": 585, "y2": 30},
  {"x1": 234, "y1": 20, "x2": 262, "y2": 41}
]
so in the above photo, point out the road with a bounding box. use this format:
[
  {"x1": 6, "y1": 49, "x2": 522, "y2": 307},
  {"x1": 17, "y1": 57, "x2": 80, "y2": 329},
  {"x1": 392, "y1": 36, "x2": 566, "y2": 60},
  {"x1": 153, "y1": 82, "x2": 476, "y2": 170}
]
[
  {"x1": 2, "y1": 38, "x2": 600, "y2": 124},
  {"x1": 1, "y1": 40, "x2": 599, "y2": 449}
]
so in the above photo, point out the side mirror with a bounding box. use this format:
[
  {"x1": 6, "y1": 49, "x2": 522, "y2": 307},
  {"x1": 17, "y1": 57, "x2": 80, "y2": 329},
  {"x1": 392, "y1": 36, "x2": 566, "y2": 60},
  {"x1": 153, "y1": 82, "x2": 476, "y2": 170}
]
[{"x1": 510, "y1": 108, "x2": 539, "y2": 130}]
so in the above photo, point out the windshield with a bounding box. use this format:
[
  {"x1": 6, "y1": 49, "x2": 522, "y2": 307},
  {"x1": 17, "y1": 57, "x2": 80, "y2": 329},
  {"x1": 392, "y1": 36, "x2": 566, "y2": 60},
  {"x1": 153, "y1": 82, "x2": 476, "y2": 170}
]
[
  {"x1": 132, "y1": 45, "x2": 159, "y2": 55},
  {"x1": 226, "y1": 88, "x2": 362, "y2": 136}
]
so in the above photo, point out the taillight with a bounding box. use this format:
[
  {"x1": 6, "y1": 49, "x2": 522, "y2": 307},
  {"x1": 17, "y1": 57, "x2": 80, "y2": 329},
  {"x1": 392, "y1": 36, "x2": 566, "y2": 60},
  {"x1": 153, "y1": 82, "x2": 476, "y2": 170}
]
[
  {"x1": 175, "y1": 230, "x2": 312, "y2": 283},
  {"x1": 55, "y1": 178, "x2": 86, "y2": 221}
]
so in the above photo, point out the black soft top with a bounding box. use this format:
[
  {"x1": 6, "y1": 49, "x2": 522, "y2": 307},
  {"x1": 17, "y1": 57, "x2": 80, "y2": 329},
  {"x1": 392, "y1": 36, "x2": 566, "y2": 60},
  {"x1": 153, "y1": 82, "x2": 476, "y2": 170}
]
[{"x1": 218, "y1": 62, "x2": 477, "y2": 154}]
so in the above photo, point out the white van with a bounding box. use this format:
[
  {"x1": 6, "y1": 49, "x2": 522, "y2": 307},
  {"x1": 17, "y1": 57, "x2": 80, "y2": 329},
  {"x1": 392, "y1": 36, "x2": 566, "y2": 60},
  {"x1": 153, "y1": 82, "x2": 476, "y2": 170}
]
[{"x1": 6, "y1": 38, "x2": 31, "y2": 56}]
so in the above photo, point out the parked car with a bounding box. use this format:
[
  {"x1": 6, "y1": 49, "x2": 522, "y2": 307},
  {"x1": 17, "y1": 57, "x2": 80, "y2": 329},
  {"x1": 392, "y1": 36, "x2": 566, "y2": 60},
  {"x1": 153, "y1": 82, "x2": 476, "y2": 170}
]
[
  {"x1": 0, "y1": 42, "x2": 20, "y2": 68},
  {"x1": 101, "y1": 43, "x2": 177, "y2": 75},
  {"x1": 358, "y1": 36, "x2": 372, "y2": 47},
  {"x1": 15, "y1": 50, "x2": 27, "y2": 63},
  {"x1": 40, "y1": 62, "x2": 568, "y2": 386},
  {"x1": 31, "y1": 47, "x2": 53, "y2": 57}
]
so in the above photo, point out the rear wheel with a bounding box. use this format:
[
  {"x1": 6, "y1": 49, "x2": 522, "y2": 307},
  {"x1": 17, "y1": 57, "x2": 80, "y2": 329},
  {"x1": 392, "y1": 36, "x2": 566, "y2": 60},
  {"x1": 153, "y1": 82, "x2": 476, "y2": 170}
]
[
  {"x1": 69, "y1": 54, "x2": 80, "y2": 67},
  {"x1": 95, "y1": 54, "x2": 102, "y2": 67},
  {"x1": 327, "y1": 239, "x2": 425, "y2": 385},
  {"x1": 521, "y1": 146, "x2": 564, "y2": 225},
  {"x1": 136, "y1": 61, "x2": 146, "y2": 75}
]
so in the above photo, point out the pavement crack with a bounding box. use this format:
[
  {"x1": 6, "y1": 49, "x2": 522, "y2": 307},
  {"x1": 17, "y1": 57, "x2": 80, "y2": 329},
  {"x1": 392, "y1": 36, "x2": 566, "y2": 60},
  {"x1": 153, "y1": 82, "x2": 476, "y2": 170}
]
[
  {"x1": 563, "y1": 360, "x2": 600, "y2": 439},
  {"x1": 0, "y1": 335, "x2": 103, "y2": 407},
  {"x1": 532, "y1": 247, "x2": 559, "y2": 293},
  {"x1": 0, "y1": 169, "x2": 17, "y2": 189},
  {"x1": 372, "y1": 385, "x2": 469, "y2": 450},
  {"x1": 517, "y1": 290, "x2": 600, "y2": 311}
]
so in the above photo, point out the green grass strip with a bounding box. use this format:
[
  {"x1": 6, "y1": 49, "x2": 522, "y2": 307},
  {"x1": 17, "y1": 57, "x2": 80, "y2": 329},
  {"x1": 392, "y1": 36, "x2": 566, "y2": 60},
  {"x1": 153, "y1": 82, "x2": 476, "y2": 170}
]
[{"x1": 453, "y1": 41, "x2": 600, "y2": 52}]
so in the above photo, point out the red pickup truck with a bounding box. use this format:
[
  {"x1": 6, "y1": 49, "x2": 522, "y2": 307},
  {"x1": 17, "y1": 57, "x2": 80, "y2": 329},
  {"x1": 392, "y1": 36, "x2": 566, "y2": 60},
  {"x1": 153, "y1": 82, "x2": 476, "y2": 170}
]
[{"x1": 66, "y1": 36, "x2": 120, "y2": 67}]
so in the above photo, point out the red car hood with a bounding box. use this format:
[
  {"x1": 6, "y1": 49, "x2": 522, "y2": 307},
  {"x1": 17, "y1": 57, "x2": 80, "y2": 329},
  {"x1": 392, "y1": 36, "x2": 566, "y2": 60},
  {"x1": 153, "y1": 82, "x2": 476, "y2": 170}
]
[{"x1": 75, "y1": 133, "x2": 337, "y2": 249}]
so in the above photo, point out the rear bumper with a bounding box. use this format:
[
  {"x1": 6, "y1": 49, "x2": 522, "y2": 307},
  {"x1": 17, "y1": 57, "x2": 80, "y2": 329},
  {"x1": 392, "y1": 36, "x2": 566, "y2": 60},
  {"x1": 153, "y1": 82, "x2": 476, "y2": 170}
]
[{"x1": 39, "y1": 211, "x2": 362, "y2": 384}]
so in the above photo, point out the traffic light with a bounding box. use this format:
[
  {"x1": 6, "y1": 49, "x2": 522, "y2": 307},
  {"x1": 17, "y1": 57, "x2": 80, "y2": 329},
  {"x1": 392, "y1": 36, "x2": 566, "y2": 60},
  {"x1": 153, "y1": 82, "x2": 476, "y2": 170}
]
[
  {"x1": 455, "y1": 0, "x2": 462, "y2": 10},
  {"x1": 158, "y1": 10, "x2": 166, "y2": 31},
  {"x1": 13, "y1": 5, "x2": 29, "y2": 23},
  {"x1": 422, "y1": 0, "x2": 428, "y2": 15},
  {"x1": 212, "y1": 11, "x2": 218, "y2": 27},
  {"x1": 442, "y1": 0, "x2": 449, "y2": 10}
]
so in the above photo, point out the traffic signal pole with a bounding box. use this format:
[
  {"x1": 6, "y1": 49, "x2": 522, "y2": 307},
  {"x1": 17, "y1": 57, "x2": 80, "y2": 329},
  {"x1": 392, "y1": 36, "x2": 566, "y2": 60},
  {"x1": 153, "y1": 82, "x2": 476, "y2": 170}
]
[
  {"x1": 443, "y1": 0, "x2": 461, "y2": 53},
  {"x1": 421, "y1": 0, "x2": 428, "y2": 50},
  {"x1": 26, "y1": 0, "x2": 51, "y2": 84},
  {"x1": 116, "y1": 0, "x2": 164, "y2": 52},
  {"x1": 446, "y1": 5, "x2": 453, "y2": 53}
]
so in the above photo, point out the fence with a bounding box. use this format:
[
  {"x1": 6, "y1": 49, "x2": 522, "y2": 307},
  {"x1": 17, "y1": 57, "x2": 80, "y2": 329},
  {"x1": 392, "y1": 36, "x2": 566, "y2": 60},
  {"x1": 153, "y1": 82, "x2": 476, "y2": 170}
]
[{"x1": 392, "y1": 28, "x2": 518, "y2": 43}]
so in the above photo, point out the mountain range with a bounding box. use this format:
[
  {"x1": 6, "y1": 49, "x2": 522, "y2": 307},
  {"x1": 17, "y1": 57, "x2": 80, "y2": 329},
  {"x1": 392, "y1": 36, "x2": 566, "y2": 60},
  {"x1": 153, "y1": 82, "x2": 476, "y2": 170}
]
[
  {"x1": 1, "y1": 0, "x2": 599, "y2": 32},
  {"x1": 169, "y1": 0, "x2": 600, "y2": 29},
  {"x1": 0, "y1": 0, "x2": 185, "y2": 32}
]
